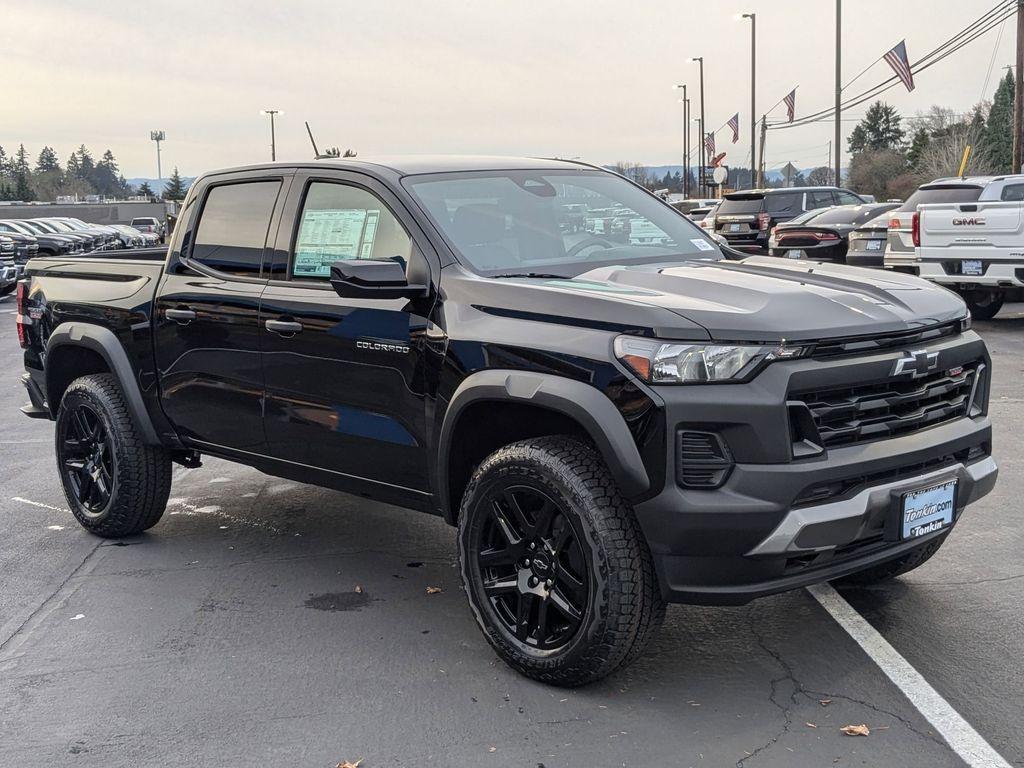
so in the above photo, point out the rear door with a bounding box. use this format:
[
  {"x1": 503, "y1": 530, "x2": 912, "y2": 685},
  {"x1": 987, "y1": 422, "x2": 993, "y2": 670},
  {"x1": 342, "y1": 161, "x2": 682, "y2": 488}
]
[
  {"x1": 154, "y1": 172, "x2": 290, "y2": 451},
  {"x1": 258, "y1": 170, "x2": 441, "y2": 499}
]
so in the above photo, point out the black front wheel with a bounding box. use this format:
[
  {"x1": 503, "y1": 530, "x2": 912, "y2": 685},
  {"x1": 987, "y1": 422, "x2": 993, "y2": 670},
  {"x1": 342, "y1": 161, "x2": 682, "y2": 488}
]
[
  {"x1": 458, "y1": 437, "x2": 664, "y2": 687},
  {"x1": 961, "y1": 290, "x2": 1004, "y2": 321},
  {"x1": 56, "y1": 374, "x2": 172, "y2": 537}
]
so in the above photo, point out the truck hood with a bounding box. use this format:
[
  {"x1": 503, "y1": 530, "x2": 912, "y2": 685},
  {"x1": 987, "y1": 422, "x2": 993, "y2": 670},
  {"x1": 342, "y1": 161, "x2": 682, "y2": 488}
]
[{"x1": 490, "y1": 256, "x2": 966, "y2": 342}]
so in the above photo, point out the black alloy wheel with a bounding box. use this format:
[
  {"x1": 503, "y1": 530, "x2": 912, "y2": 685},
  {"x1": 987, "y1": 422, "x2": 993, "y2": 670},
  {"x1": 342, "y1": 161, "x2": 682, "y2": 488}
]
[
  {"x1": 475, "y1": 486, "x2": 590, "y2": 651},
  {"x1": 59, "y1": 403, "x2": 115, "y2": 515}
]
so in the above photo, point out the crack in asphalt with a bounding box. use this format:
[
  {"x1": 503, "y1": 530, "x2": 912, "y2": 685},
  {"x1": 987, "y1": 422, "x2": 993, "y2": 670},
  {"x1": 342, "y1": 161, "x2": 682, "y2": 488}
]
[
  {"x1": 0, "y1": 538, "x2": 103, "y2": 656},
  {"x1": 736, "y1": 604, "x2": 950, "y2": 767}
]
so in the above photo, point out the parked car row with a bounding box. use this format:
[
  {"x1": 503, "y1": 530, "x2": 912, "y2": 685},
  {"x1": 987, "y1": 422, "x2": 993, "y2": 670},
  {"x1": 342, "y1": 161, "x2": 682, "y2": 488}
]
[
  {"x1": 0, "y1": 216, "x2": 162, "y2": 296},
  {"x1": 676, "y1": 174, "x2": 1024, "y2": 321}
]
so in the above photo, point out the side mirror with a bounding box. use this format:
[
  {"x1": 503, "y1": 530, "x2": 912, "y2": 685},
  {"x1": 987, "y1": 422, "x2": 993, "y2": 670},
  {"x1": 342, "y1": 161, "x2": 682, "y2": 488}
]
[{"x1": 329, "y1": 259, "x2": 427, "y2": 300}]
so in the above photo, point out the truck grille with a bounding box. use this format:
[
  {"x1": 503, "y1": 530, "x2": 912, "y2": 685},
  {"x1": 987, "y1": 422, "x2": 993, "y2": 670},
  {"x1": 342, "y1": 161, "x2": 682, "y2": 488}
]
[{"x1": 791, "y1": 364, "x2": 978, "y2": 449}]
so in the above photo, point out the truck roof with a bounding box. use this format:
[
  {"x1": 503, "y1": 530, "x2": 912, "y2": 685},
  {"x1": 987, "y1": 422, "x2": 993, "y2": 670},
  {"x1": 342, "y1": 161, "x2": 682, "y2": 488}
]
[
  {"x1": 203, "y1": 155, "x2": 585, "y2": 179},
  {"x1": 927, "y1": 174, "x2": 1024, "y2": 186}
]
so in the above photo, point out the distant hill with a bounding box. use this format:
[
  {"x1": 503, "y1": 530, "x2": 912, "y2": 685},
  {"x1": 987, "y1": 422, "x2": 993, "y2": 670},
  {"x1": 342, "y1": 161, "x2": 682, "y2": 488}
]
[{"x1": 624, "y1": 164, "x2": 833, "y2": 184}]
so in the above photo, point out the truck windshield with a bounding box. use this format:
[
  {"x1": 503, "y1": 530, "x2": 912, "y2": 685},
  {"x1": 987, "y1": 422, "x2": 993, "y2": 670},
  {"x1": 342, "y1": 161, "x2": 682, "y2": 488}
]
[{"x1": 404, "y1": 170, "x2": 720, "y2": 276}]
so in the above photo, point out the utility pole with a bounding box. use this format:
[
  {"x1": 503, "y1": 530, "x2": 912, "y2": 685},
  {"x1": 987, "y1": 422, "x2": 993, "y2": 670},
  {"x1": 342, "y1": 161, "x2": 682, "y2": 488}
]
[
  {"x1": 834, "y1": 0, "x2": 842, "y2": 186},
  {"x1": 675, "y1": 84, "x2": 690, "y2": 198},
  {"x1": 261, "y1": 109, "x2": 282, "y2": 161},
  {"x1": 1015, "y1": 0, "x2": 1024, "y2": 173},
  {"x1": 827, "y1": 140, "x2": 833, "y2": 185},
  {"x1": 757, "y1": 116, "x2": 767, "y2": 187},
  {"x1": 692, "y1": 57, "x2": 706, "y2": 197},
  {"x1": 742, "y1": 13, "x2": 757, "y2": 190}
]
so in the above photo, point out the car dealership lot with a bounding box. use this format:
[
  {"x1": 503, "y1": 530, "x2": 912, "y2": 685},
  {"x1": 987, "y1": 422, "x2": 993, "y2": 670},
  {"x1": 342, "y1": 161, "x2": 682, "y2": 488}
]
[{"x1": 0, "y1": 299, "x2": 1021, "y2": 768}]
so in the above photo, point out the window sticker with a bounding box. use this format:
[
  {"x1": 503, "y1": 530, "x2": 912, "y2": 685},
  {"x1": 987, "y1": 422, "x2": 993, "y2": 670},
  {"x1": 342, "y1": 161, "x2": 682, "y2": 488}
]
[
  {"x1": 294, "y1": 208, "x2": 381, "y2": 277},
  {"x1": 691, "y1": 238, "x2": 715, "y2": 251}
]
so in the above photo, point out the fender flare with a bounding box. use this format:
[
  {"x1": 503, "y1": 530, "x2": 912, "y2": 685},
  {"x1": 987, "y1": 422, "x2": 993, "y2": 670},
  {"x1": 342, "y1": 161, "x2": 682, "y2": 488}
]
[
  {"x1": 45, "y1": 322, "x2": 162, "y2": 445},
  {"x1": 437, "y1": 369, "x2": 651, "y2": 522}
]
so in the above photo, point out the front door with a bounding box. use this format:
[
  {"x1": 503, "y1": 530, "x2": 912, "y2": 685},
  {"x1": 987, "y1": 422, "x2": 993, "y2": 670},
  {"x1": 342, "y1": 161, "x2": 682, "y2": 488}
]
[
  {"x1": 154, "y1": 176, "x2": 287, "y2": 451},
  {"x1": 259, "y1": 174, "x2": 441, "y2": 497}
]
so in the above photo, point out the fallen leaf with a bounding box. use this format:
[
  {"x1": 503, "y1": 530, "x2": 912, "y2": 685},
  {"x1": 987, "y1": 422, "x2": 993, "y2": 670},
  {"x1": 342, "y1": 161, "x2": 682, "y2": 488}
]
[
  {"x1": 69, "y1": 614, "x2": 85, "y2": 621},
  {"x1": 354, "y1": 585, "x2": 363, "y2": 594},
  {"x1": 488, "y1": 746, "x2": 497, "y2": 753},
  {"x1": 426, "y1": 586, "x2": 442, "y2": 594},
  {"x1": 336, "y1": 760, "x2": 362, "y2": 768},
  {"x1": 820, "y1": 699, "x2": 832, "y2": 706},
  {"x1": 805, "y1": 722, "x2": 817, "y2": 728},
  {"x1": 840, "y1": 724, "x2": 870, "y2": 737}
]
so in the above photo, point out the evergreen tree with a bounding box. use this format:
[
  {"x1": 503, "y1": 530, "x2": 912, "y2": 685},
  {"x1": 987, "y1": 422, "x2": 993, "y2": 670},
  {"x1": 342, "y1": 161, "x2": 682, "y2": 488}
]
[
  {"x1": 13, "y1": 144, "x2": 33, "y2": 201},
  {"x1": 848, "y1": 101, "x2": 906, "y2": 153},
  {"x1": 162, "y1": 167, "x2": 187, "y2": 201},
  {"x1": 138, "y1": 181, "x2": 155, "y2": 198},
  {"x1": 907, "y1": 127, "x2": 931, "y2": 169},
  {"x1": 93, "y1": 149, "x2": 122, "y2": 196},
  {"x1": 75, "y1": 144, "x2": 95, "y2": 182},
  {"x1": 35, "y1": 146, "x2": 61, "y2": 173},
  {"x1": 984, "y1": 71, "x2": 1014, "y2": 173},
  {"x1": 0, "y1": 145, "x2": 10, "y2": 200},
  {"x1": 66, "y1": 152, "x2": 82, "y2": 179}
]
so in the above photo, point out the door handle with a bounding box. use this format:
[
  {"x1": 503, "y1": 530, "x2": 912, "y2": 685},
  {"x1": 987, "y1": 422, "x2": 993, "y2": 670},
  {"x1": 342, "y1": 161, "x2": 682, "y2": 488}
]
[
  {"x1": 265, "y1": 319, "x2": 304, "y2": 335},
  {"x1": 165, "y1": 308, "x2": 196, "y2": 324}
]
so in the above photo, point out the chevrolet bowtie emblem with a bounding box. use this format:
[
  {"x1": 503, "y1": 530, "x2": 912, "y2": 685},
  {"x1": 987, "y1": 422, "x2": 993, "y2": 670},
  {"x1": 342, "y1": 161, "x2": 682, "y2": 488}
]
[{"x1": 892, "y1": 349, "x2": 939, "y2": 379}]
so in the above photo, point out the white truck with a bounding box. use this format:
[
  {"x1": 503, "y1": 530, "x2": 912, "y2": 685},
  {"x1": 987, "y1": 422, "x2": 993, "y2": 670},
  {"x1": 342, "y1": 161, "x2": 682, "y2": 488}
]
[{"x1": 885, "y1": 175, "x2": 1024, "y2": 320}]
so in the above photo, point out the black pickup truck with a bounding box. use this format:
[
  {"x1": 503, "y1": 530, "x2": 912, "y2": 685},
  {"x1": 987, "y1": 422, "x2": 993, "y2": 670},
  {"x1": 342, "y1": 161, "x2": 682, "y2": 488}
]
[{"x1": 18, "y1": 156, "x2": 997, "y2": 686}]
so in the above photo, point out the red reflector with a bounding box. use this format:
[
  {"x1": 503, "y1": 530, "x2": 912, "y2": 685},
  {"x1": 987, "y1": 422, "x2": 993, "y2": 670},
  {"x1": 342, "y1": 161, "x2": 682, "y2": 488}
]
[
  {"x1": 15, "y1": 280, "x2": 28, "y2": 349},
  {"x1": 912, "y1": 212, "x2": 920, "y2": 247},
  {"x1": 889, "y1": 218, "x2": 901, "y2": 230},
  {"x1": 758, "y1": 212, "x2": 770, "y2": 231}
]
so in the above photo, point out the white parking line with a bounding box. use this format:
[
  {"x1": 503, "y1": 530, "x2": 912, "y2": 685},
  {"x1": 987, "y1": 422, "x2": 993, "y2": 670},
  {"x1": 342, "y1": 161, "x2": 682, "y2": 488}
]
[{"x1": 808, "y1": 583, "x2": 1011, "y2": 768}]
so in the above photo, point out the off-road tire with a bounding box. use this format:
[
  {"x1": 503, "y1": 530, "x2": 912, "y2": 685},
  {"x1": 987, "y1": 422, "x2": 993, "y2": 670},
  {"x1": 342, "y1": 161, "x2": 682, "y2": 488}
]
[
  {"x1": 56, "y1": 373, "x2": 172, "y2": 537},
  {"x1": 962, "y1": 290, "x2": 1004, "y2": 321},
  {"x1": 835, "y1": 535, "x2": 946, "y2": 586},
  {"x1": 458, "y1": 436, "x2": 665, "y2": 687}
]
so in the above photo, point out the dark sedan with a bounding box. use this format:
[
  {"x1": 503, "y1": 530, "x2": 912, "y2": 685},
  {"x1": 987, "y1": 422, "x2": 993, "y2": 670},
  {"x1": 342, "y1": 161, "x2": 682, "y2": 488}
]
[
  {"x1": 767, "y1": 203, "x2": 899, "y2": 263},
  {"x1": 845, "y1": 212, "x2": 892, "y2": 268}
]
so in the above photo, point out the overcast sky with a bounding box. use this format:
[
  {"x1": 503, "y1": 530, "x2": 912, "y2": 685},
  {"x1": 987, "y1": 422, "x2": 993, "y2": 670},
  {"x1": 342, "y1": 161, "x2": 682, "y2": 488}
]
[{"x1": 3, "y1": 0, "x2": 1011, "y2": 179}]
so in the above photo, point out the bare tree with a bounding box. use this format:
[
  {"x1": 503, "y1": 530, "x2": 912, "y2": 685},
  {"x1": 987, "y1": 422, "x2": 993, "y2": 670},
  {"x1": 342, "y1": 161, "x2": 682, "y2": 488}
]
[
  {"x1": 611, "y1": 161, "x2": 653, "y2": 188},
  {"x1": 914, "y1": 121, "x2": 995, "y2": 181},
  {"x1": 806, "y1": 166, "x2": 832, "y2": 186}
]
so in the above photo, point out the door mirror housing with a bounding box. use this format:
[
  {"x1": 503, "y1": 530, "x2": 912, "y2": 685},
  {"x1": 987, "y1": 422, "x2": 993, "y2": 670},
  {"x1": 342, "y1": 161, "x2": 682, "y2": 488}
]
[{"x1": 329, "y1": 259, "x2": 427, "y2": 300}]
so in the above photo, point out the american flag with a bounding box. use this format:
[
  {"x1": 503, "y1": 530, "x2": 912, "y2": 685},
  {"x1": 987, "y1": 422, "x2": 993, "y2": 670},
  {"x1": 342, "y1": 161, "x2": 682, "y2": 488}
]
[
  {"x1": 704, "y1": 131, "x2": 716, "y2": 158},
  {"x1": 784, "y1": 89, "x2": 797, "y2": 123},
  {"x1": 883, "y1": 39, "x2": 915, "y2": 92},
  {"x1": 728, "y1": 113, "x2": 740, "y2": 143}
]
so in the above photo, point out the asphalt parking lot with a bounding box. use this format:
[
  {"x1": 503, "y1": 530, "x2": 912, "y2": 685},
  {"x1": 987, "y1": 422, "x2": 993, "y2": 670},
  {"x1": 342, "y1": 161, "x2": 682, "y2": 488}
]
[{"x1": 0, "y1": 295, "x2": 1021, "y2": 768}]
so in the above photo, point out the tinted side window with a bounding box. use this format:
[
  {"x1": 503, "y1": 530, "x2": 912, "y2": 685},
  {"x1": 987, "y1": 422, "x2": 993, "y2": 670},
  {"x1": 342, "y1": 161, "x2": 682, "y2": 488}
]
[
  {"x1": 807, "y1": 191, "x2": 835, "y2": 209},
  {"x1": 191, "y1": 181, "x2": 282, "y2": 276},
  {"x1": 291, "y1": 181, "x2": 413, "y2": 280},
  {"x1": 1001, "y1": 184, "x2": 1024, "y2": 201},
  {"x1": 766, "y1": 192, "x2": 801, "y2": 213},
  {"x1": 836, "y1": 191, "x2": 863, "y2": 205}
]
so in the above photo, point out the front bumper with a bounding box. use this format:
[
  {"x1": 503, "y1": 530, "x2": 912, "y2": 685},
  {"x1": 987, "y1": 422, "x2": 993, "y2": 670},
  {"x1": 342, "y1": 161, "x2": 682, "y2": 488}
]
[{"x1": 631, "y1": 331, "x2": 995, "y2": 605}]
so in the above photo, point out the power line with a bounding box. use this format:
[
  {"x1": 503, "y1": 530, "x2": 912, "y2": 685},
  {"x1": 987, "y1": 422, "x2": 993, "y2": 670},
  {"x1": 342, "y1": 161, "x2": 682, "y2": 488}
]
[{"x1": 770, "y1": 1, "x2": 1014, "y2": 130}]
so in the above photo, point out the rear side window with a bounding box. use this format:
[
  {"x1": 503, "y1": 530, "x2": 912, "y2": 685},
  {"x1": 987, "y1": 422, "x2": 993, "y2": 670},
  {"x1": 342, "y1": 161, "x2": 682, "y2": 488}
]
[
  {"x1": 806, "y1": 191, "x2": 835, "y2": 210},
  {"x1": 718, "y1": 196, "x2": 764, "y2": 215},
  {"x1": 898, "y1": 186, "x2": 982, "y2": 212},
  {"x1": 191, "y1": 181, "x2": 281, "y2": 276},
  {"x1": 766, "y1": 192, "x2": 801, "y2": 213},
  {"x1": 1000, "y1": 184, "x2": 1024, "y2": 201}
]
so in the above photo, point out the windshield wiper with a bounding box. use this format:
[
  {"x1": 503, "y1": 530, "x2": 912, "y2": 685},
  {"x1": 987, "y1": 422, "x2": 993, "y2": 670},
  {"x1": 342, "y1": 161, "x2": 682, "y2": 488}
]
[{"x1": 490, "y1": 272, "x2": 570, "y2": 279}]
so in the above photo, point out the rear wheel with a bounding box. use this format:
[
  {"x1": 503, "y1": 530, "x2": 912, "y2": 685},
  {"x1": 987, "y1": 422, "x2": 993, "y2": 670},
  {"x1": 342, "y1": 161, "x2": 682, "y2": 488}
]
[
  {"x1": 56, "y1": 374, "x2": 172, "y2": 537},
  {"x1": 458, "y1": 436, "x2": 664, "y2": 687},
  {"x1": 0, "y1": 284, "x2": 14, "y2": 296},
  {"x1": 962, "y1": 290, "x2": 1004, "y2": 321}
]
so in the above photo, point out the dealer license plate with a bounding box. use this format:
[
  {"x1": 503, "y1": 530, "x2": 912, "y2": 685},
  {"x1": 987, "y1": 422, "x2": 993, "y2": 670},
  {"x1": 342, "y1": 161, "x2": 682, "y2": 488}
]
[
  {"x1": 866, "y1": 239, "x2": 882, "y2": 251},
  {"x1": 901, "y1": 479, "x2": 956, "y2": 540},
  {"x1": 962, "y1": 260, "x2": 983, "y2": 276},
  {"x1": 730, "y1": 223, "x2": 741, "y2": 232},
  {"x1": 786, "y1": 250, "x2": 805, "y2": 259}
]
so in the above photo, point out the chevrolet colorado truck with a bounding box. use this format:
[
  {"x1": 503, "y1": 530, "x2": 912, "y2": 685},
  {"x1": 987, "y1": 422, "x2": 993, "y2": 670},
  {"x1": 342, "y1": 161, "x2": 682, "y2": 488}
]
[{"x1": 18, "y1": 157, "x2": 997, "y2": 686}]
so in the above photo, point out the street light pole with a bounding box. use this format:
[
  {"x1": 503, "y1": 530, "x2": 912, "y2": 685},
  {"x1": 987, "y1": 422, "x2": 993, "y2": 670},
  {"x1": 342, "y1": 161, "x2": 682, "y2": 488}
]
[
  {"x1": 149, "y1": 130, "x2": 165, "y2": 182},
  {"x1": 834, "y1": 0, "x2": 842, "y2": 186},
  {"x1": 261, "y1": 109, "x2": 282, "y2": 161},
  {"x1": 691, "y1": 57, "x2": 706, "y2": 197},
  {"x1": 742, "y1": 13, "x2": 756, "y2": 190},
  {"x1": 674, "y1": 84, "x2": 689, "y2": 198},
  {"x1": 1015, "y1": 0, "x2": 1024, "y2": 172}
]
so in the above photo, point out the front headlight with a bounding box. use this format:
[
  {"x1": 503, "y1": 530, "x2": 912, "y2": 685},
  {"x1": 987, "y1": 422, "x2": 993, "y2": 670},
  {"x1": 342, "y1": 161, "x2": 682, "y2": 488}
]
[{"x1": 614, "y1": 335, "x2": 806, "y2": 384}]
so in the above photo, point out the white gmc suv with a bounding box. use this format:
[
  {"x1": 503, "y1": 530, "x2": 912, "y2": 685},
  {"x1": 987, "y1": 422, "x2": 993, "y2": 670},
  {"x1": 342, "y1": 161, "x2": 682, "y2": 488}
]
[{"x1": 884, "y1": 175, "x2": 1024, "y2": 319}]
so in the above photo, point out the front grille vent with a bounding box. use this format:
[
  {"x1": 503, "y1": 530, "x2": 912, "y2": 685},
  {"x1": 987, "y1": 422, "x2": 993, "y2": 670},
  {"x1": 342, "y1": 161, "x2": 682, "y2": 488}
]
[
  {"x1": 790, "y1": 364, "x2": 978, "y2": 449},
  {"x1": 676, "y1": 430, "x2": 733, "y2": 489}
]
